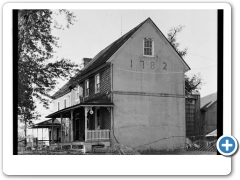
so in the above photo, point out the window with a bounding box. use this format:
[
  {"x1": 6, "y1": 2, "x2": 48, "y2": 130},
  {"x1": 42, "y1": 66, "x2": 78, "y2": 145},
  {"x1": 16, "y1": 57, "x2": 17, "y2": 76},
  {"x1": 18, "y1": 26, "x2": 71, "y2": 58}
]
[
  {"x1": 85, "y1": 79, "x2": 89, "y2": 97},
  {"x1": 57, "y1": 101, "x2": 60, "y2": 111},
  {"x1": 143, "y1": 38, "x2": 154, "y2": 56},
  {"x1": 68, "y1": 95, "x2": 71, "y2": 106},
  {"x1": 95, "y1": 74, "x2": 100, "y2": 93},
  {"x1": 76, "y1": 86, "x2": 79, "y2": 101},
  {"x1": 64, "y1": 99, "x2": 67, "y2": 108}
]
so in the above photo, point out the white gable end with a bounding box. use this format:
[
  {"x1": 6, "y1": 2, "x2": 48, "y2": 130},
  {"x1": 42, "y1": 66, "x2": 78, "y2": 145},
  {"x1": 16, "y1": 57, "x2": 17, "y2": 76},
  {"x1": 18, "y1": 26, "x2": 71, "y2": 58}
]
[{"x1": 111, "y1": 19, "x2": 188, "y2": 95}]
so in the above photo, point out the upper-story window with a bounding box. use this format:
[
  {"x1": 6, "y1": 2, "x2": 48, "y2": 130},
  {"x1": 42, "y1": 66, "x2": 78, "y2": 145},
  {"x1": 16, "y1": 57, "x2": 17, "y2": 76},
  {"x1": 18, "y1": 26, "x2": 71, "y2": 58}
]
[
  {"x1": 95, "y1": 74, "x2": 100, "y2": 93},
  {"x1": 64, "y1": 99, "x2": 67, "y2": 108},
  {"x1": 68, "y1": 95, "x2": 71, "y2": 106},
  {"x1": 143, "y1": 38, "x2": 154, "y2": 57},
  {"x1": 85, "y1": 79, "x2": 89, "y2": 97},
  {"x1": 57, "y1": 101, "x2": 60, "y2": 111},
  {"x1": 76, "y1": 85, "x2": 79, "y2": 101}
]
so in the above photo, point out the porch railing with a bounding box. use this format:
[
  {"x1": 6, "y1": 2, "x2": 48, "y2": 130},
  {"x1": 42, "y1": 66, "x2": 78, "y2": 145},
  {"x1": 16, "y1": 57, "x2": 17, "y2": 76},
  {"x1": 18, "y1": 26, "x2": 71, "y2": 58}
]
[{"x1": 86, "y1": 129, "x2": 110, "y2": 141}]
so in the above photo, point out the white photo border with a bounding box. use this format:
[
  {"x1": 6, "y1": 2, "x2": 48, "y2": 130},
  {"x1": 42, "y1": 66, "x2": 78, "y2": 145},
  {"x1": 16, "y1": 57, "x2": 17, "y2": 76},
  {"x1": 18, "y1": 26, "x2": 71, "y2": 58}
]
[{"x1": 3, "y1": 2, "x2": 231, "y2": 175}]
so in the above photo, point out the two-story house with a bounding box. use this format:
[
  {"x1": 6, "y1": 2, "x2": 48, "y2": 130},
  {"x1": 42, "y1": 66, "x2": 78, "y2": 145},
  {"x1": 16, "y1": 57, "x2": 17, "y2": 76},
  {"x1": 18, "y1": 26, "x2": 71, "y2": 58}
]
[{"x1": 46, "y1": 17, "x2": 190, "y2": 152}]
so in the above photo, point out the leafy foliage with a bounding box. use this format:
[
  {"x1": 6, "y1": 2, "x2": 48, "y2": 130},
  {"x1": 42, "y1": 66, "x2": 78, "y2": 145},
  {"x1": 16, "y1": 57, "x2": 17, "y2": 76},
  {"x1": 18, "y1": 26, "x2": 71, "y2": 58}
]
[
  {"x1": 185, "y1": 74, "x2": 203, "y2": 93},
  {"x1": 18, "y1": 10, "x2": 79, "y2": 122},
  {"x1": 167, "y1": 25, "x2": 203, "y2": 94},
  {"x1": 167, "y1": 25, "x2": 188, "y2": 58}
]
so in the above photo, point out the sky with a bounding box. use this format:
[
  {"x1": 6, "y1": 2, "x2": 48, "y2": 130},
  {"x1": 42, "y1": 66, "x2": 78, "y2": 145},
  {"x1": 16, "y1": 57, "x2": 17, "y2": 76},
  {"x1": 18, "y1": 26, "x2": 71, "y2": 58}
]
[{"x1": 36, "y1": 9, "x2": 217, "y2": 119}]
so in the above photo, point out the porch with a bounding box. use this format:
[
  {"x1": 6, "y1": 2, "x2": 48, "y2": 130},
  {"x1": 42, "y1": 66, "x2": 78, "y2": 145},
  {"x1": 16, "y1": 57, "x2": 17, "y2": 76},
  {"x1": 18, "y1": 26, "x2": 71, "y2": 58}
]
[{"x1": 45, "y1": 101, "x2": 113, "y2": 152}]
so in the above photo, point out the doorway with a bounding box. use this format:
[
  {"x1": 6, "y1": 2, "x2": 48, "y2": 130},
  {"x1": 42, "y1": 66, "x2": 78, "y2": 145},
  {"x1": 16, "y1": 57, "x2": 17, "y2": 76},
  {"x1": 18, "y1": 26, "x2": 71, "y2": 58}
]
[{"x1": 74, "y1": 108, "x2": 85, "y2": 142}]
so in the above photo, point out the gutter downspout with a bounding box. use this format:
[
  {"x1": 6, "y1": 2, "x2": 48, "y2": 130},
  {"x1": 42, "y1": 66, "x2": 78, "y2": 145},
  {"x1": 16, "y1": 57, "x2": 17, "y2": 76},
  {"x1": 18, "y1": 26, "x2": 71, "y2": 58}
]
[{"x1": 111, "y1": 63, "x2": 119, "y2": 144}]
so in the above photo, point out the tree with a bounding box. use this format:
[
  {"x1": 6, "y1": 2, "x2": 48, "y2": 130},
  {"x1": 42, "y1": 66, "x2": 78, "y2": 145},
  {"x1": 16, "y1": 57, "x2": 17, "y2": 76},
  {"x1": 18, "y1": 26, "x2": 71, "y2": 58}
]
[
  {"x1": 167, "y1": 25, "x2": 203, "y2": 94},
  {"x1": 18, "y1": 10, "x2": 79, "y2": 125}
]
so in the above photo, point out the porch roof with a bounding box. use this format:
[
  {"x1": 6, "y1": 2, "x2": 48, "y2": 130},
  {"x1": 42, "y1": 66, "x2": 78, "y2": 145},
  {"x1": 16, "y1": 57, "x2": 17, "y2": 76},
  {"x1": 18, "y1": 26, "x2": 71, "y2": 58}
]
[
  {"x1": 45, "y1": 101, "x2": 114, "y2": 118},
  {"x1": 29, "y1": 119, "x2": 61, "y2": 129}
]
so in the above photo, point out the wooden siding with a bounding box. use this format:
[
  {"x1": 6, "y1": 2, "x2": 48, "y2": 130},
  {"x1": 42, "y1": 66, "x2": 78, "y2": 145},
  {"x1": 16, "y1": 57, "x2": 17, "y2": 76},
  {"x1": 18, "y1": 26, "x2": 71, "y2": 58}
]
[{"x1": 81, "y1": 66, "x2": 111, "y2": 102}]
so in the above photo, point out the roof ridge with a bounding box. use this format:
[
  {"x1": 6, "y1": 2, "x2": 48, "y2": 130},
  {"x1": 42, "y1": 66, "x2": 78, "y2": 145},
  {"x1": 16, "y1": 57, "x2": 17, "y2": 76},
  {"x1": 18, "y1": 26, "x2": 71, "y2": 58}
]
[
  {"x1": 51, "y1": 17, "x2": 151, "y2": 99},
  {"x1": 81, "y1": 17, "x2": 149, "y2": 73}
]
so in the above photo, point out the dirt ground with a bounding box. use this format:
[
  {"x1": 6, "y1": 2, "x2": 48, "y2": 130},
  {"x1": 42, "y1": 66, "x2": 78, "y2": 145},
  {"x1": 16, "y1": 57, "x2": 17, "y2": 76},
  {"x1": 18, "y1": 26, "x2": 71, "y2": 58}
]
[{"x1": 18, "y1": 149, "x2": 217, "y2": 155}]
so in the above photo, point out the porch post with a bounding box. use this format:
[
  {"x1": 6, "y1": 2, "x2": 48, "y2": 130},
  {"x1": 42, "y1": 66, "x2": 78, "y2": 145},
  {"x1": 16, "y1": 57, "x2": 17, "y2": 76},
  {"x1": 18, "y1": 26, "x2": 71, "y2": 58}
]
[
  {"x1": 60, "y1": 114, "x2": 63, "y2": 149},
  {"x1": 84, "y1": 107, "x2": 88, "y2": 142},
  {"x1": 51, "y1": 119, "x2": 54, "y2": 145},
  {"x1": 71, "y1": 110, "x2": 73, "y2": 142},
  {"x1": 37, "y1": 128, "x2": 38, "y2": 148},
  {"x1": 32, "y1": 128, "x2": 34, "y2": 148},
  {"x1": 42, "y1": 128, "x2": 43, "y2": 147}
]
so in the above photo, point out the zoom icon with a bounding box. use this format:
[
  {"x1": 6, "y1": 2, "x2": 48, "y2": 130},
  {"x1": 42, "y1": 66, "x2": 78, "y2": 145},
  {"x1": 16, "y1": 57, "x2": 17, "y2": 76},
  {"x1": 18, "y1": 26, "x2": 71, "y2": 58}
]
[{"x1": 217, "y1": 135, "x2": 238, "y2": 156}]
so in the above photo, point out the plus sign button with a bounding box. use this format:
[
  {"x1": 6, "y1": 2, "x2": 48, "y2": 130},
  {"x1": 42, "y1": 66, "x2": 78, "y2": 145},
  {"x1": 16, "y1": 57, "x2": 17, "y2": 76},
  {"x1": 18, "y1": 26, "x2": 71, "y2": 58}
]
[{"x1": 217, "y1": 135, "x2": 238, "y2": 156}]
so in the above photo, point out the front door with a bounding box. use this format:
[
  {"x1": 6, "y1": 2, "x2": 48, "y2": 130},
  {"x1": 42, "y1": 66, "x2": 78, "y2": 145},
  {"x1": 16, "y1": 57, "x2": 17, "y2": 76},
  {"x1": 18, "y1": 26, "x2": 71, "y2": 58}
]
[
  {"x1": 79, "y1": 108, "x2": 85, "y2": 141},
  {"x1": 75, "y1": 118, "x2": 80, "y2": 141},
  {"x1": 73, "y1": 108, "x2": 85, "y2": 141}
]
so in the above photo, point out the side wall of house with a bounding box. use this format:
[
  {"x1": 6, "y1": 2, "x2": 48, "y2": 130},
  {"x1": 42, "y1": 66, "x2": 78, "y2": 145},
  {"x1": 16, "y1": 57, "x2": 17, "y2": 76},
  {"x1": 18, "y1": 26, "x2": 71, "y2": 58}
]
[
  {"x1": 111, "y1": 21, "x2": 186, "y2": 150},
  {"x1": 52, "y1": 91, "x2": 77, "y2": 143},
  {"x1": 203, "y1": 102, "x2": 217, "y2": 135},
  {"x1": 80, "y1": 66, "x2": 111, "y2": 102},
  {"x1": 51, "y1": 66, "x2": 111, "y2": 143},
  {"x1": 52, "y1": 88, "x2": 82, "y2": 113}
]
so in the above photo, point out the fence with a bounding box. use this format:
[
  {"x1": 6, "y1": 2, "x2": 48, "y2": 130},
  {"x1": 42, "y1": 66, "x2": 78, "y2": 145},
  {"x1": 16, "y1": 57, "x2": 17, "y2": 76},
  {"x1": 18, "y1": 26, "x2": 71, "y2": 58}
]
[{"x1": 130, "y1": 134, "x2": 217, "y2": 155}]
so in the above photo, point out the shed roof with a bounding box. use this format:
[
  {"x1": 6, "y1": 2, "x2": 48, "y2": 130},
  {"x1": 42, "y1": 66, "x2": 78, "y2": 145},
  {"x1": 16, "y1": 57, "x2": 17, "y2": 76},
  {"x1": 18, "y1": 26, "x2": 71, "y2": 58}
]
[
  {"x1": 46, "y1": 99, "x2": 114, "y2": 118},
  {"x1": 200, "y1": 92, "x2": 217, "y2": 110},
  {"x1": 206, "y1": 129, "x2": 217, "y2": 137},
  {"x1": 30, "y1": 119, "x2": 61, "y2": 129}
]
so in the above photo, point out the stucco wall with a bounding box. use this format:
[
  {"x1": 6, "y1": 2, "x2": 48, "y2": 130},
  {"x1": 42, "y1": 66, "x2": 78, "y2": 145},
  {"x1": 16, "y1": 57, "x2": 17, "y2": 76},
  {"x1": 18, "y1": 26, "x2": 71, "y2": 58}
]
[
  {"x1": 111, "y1": 21, "x2": 186, "y2": 150},
  {"x1": 112, "y1": 22, "x2": 185, "y2": 95},
  {"x1": 112, "y1": 95, "x2": 185, "y2": 149}
]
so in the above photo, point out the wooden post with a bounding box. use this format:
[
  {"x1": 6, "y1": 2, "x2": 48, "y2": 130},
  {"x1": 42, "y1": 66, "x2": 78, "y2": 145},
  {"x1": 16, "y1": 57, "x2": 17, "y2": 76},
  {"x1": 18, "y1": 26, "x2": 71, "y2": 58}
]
[
  {"x1": 60, "y1": 114, "x2": 63, "y2": 149},
  {"x1": 71, "y1": 110, "x2": 74, "y2": 142},
  {"x1": 36, "y1": 128, "x2": 38, "y2": 149},
  {"x1": 84, "y1": 107, "x2": 88, "y2": 142},
  {"x1": 51, "y1": 119, "x2": 54, "y2": 145},
  {"x1": 32, "y1": 128, "x2": 34, "y2": 148},
  {"x1": 42, "y1": 128, "x2": 43, "y2": 147}
]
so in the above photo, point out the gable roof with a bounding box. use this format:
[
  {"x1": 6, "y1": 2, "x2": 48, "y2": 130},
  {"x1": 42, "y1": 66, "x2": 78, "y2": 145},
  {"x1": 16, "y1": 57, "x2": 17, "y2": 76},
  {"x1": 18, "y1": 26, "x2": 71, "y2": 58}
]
[
  {"x1": 200, "y1": 92, "x2": 217, "y2": 110},
  {"x1": 52, "y1": 17, "x2": 190, "y2": 99},
  {"x1": 148, "y1": 19, "x2": 190, "y2": 71},
  {"x1": 51, "y1": 18, "x2": 148, "y2": 99},
  {"x1": 51, "y1": 71, "x2": 82, "y2": 99},
  {"x1": 80, "y1": 18, "x2": 150, "y2": 75}
]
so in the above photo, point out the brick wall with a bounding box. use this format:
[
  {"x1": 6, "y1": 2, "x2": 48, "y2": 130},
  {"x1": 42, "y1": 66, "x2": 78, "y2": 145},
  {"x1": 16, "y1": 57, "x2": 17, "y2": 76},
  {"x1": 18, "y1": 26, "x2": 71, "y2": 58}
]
[
  {"x1": 100, "y1": 107, "x2": 111, "y2": 130},
  {"x1": 81, "y1": 66, "x2": 111, "y2": 102},
  {"x1": 52, "y1": 66, "x2": 111, "y2": 113}
]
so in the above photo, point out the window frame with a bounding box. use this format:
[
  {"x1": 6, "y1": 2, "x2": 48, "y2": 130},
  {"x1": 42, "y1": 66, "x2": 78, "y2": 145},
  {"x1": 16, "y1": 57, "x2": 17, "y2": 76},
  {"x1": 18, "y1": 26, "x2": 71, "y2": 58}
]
[
  {"x1": 75, "y1": 86, "x2": 79, "y2": 101},
  {"x1": 85, "y1": 79, "x2": 89, "y2": 97},
  {"x1": 143, "y1": 38, "x2": 154, "y2": 57},
  {"x1": 57, "y1": 101, "x2": 60, "y2": 111},
  {"x1": 95, "y1": 73, "x2": 100, "y2": 94},
  {"x1": 68, "y1": 95, "x2": 71, "y2": 106},
  {"x1": 64, "y1": 98, "x2": 67, "y2": 108}
]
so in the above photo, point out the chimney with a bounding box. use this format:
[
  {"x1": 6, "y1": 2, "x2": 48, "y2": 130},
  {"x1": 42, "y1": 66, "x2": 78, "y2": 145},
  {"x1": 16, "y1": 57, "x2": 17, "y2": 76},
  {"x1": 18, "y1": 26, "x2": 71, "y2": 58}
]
[{"x1": 83, "y1": 58, "x2": 92, "y2": 67}]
